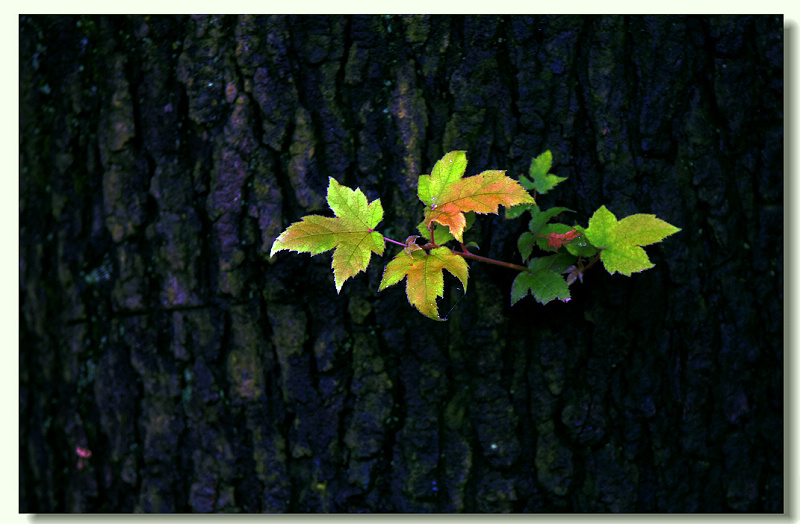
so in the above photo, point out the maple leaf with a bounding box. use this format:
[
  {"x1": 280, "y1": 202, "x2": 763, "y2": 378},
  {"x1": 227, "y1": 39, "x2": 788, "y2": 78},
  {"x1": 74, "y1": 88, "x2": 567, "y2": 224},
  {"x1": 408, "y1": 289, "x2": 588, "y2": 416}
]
[
  {"x1": 418, "y1": 151, "x2": 535, "y2": 242},
  {"x1": 511, "y1": 255, "x2": 572, "y2": 305},
  {"x1": 378, "y1": 246, "x2": 469, "y2": 321},
  {"x1": 519, "y1": 150, "x2": 567, "y2": 195},
  {"x1": 583, "y1": 205, "x2": 681, "y2": 276},
  {"x1": 270, "y1": 177, "x2": 385, "y2": 292}
]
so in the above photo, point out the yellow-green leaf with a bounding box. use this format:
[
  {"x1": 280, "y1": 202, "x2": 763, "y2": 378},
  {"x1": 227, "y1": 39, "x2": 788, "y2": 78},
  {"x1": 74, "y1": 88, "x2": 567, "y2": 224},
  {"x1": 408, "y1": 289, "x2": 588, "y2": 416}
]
[
  {"x1": 270, "y1": 177, "x2": 385, "y2": 292},
  {"x1": 378, "y1": 246, "x2": 468, "y2": 321},
  {"x1": 583, "y1": 205, "x2": 681, "y2": 276},
  {"x1": 418, "y1": 151, "x2": 534, "y2": 242}
]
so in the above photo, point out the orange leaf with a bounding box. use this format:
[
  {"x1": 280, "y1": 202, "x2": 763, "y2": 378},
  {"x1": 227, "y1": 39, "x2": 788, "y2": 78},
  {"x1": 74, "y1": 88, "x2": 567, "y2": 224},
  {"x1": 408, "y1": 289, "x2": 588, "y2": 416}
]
[{"x1": 418, "y1": 151, "x2": 534, "y2": 242}]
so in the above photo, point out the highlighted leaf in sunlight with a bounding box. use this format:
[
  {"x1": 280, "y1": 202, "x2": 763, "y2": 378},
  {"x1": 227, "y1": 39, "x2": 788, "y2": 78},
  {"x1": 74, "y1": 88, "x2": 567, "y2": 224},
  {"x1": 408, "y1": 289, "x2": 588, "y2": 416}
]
[{"x1": 270, "y1": 177, "x2": 385, "y2": 292}]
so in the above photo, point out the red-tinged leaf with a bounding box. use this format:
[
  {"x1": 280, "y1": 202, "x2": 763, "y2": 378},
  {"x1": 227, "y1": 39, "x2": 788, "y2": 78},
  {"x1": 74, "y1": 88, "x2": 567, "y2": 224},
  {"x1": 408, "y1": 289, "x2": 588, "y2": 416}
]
[
  {"x1": 541, "y1": 229, "x2": 580, "y2": 249},
  {"x1": 530, "y1": 223, "x2": 574, "y2": 252},
  {"x1": 270, "y1": 177, "x2": 385, "y2": 292},
  {"x1": 378, "y1": 246, "x2": 468, "y2": 321},
  {"x1": 418, "y1": 151, "x2": 534, "y2": 242}
]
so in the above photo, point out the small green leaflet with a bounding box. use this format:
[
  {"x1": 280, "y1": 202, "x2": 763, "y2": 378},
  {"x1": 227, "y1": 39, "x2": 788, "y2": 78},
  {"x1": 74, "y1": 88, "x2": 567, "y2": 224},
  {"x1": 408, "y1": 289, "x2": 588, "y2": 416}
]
[
  {"x1": 583, "y1": 205, "x2": 681, "y2": 276},
  {"x1": 511, "y1": 254, "x2": 574, "y2": 305},
  {"x1": 270, "y1": 177, "x2": 385, "y2": 293},
  {"x1": 519, "y1": 150, "x2": 567, "y2": 195},
  {"x1": 379, "y1": 246, "x2": 469, "y2": 321}
]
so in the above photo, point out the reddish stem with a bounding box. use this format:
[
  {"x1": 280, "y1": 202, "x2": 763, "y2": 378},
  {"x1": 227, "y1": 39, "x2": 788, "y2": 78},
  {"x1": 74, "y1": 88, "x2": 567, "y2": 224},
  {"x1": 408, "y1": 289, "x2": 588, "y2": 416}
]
[
  {"x1": 454, "y1": 246, "x2": 529, "y2": 272},
  {"x1": 384, "y1": 237, "x2": 408, "y2": 247},
  {"x1": 583, "y1": 251, "x2": 603, "y2": 272},
  {"x1": 383, "y1": 235, "x2": 533, "y2": 272}
]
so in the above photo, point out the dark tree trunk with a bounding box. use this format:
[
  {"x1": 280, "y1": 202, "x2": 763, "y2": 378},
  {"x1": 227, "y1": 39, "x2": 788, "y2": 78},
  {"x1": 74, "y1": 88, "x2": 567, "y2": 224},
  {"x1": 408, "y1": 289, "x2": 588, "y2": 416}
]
[{"x1": 20, "y1": 15, "x2": 783, "y2": 513}]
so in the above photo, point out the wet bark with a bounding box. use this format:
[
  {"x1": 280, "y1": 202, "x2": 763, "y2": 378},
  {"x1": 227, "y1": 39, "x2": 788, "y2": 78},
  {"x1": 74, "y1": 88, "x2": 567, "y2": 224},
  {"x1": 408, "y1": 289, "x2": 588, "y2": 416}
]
[{"x1": 20, "y1": 15, "x2": 783, "y2": 512}]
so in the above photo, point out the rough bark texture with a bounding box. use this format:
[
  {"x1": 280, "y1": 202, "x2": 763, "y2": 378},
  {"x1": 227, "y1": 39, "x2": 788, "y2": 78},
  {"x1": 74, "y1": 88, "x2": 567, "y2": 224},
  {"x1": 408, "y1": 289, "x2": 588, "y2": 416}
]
[{"x1": 20, "y1": 15, "x2": 783, "y2": 513}]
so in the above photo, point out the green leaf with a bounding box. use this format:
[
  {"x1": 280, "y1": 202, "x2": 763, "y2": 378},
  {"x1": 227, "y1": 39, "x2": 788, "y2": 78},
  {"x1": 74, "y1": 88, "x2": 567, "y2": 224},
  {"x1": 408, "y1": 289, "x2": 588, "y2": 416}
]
[
  {"x1": 531, "y1": 252, "x2": 577, "y2": 274},
  {"x1": 511, "y1": 255, "x2": 572, "y2": 305},
  {"x1": 270, "y1": 177, "x2": 385, "y2": 292},
  {"x1": 519, "y1": 151, "x2": 567, "y2": 195},
  {"x1": 529, "y1": 206, "x2": 574, "y2": 235},
  {"x1": 419, "y1": 151, "x2": 534, "y2": 242},
  {"x1": 378, "y1": 246, "x2": 469, "y2": 321},
  {"x1": 505, "y1": 203, "x2": 538, "y2": 220},
  {"x1": 583, "y1": 205, "x2": 681, "y2": 276},
  {"x1": 564, "y1": 228, "x2": 598, "y2": 258},
  {"x1": 517, "y1": 231, "x2": 536, "y2": 262},
  {"x1": 418, "y1": 220, "x2": 455, "y2": 245}
]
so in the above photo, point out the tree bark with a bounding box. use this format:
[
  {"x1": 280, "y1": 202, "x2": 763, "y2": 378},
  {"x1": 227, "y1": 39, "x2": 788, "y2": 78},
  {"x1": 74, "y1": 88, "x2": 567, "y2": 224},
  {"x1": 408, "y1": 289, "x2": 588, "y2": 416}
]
[{"x1": 20, "y1": 15, "x2": 783, "y2": 512}]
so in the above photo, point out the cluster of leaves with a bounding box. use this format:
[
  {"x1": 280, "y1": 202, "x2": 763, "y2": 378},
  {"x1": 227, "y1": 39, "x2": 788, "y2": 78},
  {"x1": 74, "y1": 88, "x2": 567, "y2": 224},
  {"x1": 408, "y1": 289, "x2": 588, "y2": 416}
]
[{"x1": 270, "y1": 151, "x2": 680, "y2": 320}]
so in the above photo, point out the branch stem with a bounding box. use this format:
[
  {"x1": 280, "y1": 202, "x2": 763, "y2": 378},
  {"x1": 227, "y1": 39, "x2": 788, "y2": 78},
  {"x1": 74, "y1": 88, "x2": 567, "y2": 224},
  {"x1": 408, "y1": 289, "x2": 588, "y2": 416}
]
[
  {"x1": 453, "y1": 248, "x2": 529, "y2": 272},
  {"x1": 383, "y1": 234, "x2": 529, "y2": 272},
  {"x1": 583, "y1": 251, "x2": 602, "y2": 272},
  {"x1": 383, "y1": 236, "x2": 408, "y2": 247}
]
